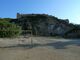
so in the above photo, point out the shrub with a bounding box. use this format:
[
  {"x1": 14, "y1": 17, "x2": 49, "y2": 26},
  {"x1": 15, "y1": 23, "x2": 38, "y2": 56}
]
[{"x1": 0, "y1": 21, "x2": 21, "y2": 38}]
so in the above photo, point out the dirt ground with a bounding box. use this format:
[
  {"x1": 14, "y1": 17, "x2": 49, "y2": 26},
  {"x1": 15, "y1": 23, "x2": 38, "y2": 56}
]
[{"x1": 0, "y1": 37, "x2": 80, "y2": 60}]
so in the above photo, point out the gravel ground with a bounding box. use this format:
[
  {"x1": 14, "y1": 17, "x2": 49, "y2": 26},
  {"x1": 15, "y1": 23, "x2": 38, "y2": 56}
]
[{"x1": 0, "y1": 37, "x2": 80, "y2": 60}]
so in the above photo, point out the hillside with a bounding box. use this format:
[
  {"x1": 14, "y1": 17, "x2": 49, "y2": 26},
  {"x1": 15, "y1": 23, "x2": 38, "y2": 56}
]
[{"x1": 9, "y1": 13, "x2": 80, "y2": 38}]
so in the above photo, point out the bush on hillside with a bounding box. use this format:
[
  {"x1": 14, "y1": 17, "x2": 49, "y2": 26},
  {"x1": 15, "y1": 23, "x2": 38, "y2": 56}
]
[{"x1": 0, "y1": 21, "x2": 21, "y2": 38}]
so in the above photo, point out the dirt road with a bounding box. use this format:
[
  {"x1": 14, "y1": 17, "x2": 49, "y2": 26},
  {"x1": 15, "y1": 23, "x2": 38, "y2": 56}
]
[{"x1": 0, "y1": 37, "x2": 80, "y2": 60}]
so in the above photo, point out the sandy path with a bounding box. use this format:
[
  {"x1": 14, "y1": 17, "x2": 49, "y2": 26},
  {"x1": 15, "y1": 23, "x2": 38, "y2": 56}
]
[{"x1": 0, "y1": 37, "x2": 80, "y2": 60}]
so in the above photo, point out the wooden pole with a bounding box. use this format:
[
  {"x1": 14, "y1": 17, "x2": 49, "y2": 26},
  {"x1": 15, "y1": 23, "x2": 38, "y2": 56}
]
[{"x1": 30, "y1": 30, "x2": 33, "y2": 48}]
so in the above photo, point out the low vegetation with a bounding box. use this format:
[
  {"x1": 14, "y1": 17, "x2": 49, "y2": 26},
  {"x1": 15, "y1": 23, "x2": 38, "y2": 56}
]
[{"x1": 0, "y1": 18, "x2": 21, "y2": 38}]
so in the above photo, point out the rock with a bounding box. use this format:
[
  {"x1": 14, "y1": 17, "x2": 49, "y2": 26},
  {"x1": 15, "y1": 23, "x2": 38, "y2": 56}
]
[{"x1": 10, "y1": 13, "x2": 80, "y2": 38}]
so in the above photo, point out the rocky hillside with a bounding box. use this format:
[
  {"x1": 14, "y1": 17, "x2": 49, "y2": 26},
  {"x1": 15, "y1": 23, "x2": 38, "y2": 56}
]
[{"x1": 10, "y1": 13, "x2": 80, "y2": 38}]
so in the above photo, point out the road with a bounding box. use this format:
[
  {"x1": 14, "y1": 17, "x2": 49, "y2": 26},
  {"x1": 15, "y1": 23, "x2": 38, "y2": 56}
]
[{"x1": 0, "y1": 37, "x2": 80, "y2": 60}]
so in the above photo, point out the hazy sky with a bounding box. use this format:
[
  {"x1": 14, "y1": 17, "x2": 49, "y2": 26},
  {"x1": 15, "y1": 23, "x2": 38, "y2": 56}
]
[{"x1": 0, "y1": 0, "x2": 80, "y2": 24}]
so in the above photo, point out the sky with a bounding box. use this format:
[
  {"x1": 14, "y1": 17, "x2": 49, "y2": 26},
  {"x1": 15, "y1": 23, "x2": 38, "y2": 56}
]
[{"x1": 0, "y1": 0, "x2": 80, "y2": 24}]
